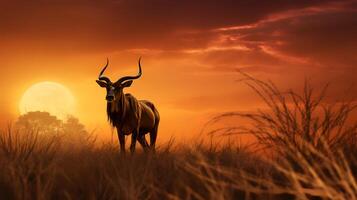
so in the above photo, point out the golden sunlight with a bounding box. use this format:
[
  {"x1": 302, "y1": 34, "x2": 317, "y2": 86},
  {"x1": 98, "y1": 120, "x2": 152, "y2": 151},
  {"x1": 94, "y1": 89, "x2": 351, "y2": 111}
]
[{"x1": 19, "y1": 82, "x2": 76, "y2": 119}]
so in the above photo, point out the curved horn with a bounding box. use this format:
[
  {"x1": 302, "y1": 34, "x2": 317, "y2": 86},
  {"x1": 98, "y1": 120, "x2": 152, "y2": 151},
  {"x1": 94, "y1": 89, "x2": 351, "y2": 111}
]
[
  {"x1": 115, "y1": 57, "x2": 142, "y2": 85},
  {"x1": 98, "y1": 58, "x2": 111, "y2": 83}
]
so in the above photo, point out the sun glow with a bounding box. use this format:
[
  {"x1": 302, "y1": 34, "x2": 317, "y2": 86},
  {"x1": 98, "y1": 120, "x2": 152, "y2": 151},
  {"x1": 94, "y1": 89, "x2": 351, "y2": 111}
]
[{"x1": 19, "y1": 82, "x2": 76, "y2": 119}]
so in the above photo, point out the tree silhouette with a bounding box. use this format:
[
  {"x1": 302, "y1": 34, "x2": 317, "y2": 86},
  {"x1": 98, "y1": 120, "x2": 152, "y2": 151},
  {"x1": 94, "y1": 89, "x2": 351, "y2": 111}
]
[
  {"x1": 16, "y1": 112, "x2": 89, "y2": 148},
  {"x1": 16, "y1": 111, "x2": 62, "y2": 134}
]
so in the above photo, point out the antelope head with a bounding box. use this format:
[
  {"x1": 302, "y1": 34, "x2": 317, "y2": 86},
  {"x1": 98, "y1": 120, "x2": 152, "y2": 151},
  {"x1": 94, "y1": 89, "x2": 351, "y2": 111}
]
[{"x1": 96, "y1": 58, "x2": 142, "y2": 102}]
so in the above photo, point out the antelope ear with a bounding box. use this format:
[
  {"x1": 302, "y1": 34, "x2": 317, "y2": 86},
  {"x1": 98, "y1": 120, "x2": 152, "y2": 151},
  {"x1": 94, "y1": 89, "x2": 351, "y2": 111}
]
[
  {"x1": 96, "y1": 80, "x2": 107, "y2": 87},
  {"x1": 121, "y1": 80, "x2": 133, "y2": 88}
]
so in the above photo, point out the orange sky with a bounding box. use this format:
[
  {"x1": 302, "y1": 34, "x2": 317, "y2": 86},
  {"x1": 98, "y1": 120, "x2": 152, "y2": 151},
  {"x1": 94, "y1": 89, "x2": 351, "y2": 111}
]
[{"x1": 1, "y1": 0, "x2": 357, "y2": 141}]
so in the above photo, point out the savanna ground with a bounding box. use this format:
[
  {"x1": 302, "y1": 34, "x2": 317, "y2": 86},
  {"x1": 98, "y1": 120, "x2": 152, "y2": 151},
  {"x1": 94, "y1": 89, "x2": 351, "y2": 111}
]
[{"x1": 0, "y1": 74, "x2": 356, "y2": 200}]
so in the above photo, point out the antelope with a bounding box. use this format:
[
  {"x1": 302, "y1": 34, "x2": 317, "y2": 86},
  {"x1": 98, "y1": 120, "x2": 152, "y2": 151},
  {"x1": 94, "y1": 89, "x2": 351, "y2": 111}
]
[{"x1": 96, "y1": 58, "x2": 160, "y2": 153}]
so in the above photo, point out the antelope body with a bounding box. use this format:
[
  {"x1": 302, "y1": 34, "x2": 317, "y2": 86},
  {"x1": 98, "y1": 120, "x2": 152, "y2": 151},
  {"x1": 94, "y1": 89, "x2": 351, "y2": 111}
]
[{"x1": 96, "y1": 58, "x2": 160, "y2": 153}]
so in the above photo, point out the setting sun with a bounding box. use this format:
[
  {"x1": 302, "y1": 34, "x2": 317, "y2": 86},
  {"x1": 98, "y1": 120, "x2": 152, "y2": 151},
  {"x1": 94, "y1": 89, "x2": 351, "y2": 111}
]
[{"x1": 19, "y1": 82, "x2": 76, "y2": 120}]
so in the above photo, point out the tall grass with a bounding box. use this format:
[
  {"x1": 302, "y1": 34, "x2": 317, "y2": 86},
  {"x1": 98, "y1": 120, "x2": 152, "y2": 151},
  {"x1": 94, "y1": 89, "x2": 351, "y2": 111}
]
[
  {"x1": 207, "y1": 72, "x2": 357, "y2": 199},
  {"x1": 0, "y1": 125, "x2": 60, "y2": 200},
  {"x1": 0, "y1": 127, "x2": 266, "y2": 200}
]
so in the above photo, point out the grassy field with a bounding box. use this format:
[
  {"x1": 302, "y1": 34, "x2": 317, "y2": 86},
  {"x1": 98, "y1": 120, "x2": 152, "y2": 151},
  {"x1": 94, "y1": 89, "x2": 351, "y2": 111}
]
[{"x1": 0, "y1": 75, "x2": 356, "y2": 200}]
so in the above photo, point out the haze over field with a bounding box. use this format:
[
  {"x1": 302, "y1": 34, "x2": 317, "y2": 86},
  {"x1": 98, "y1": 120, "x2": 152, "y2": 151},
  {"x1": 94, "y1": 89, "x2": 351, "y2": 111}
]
[{"x1": 1, "y1": 0, "x2": 357, "y2": 141}]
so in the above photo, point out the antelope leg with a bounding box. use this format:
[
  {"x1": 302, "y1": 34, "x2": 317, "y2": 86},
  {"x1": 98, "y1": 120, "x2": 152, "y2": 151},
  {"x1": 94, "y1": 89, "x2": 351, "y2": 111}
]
[
  {"x1": 130, "y1": 129, "x2": 139, "y2": 153},
  {"x1": 118, "y1": 130, "x2": 126, "y2": 154},
  {"x1": 138, "y1": 135, "x2": 149, "y2": 151}
]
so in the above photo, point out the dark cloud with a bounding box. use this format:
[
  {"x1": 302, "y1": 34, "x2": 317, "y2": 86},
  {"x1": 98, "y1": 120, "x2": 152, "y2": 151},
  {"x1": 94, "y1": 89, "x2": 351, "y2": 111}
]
[
  {"x1": 0, "y1": 0, "x2": 332, "y2": 53},
  {"x1": 275, "y1": 11, "x2": 357, "y2": 68},
  {"x1": 1, "y1": 0, "x2": 355, "y2": 80}
]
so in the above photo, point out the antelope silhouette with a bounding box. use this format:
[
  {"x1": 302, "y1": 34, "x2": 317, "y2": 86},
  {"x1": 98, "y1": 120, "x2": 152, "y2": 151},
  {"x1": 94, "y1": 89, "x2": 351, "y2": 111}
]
[{"x1": 96, "y1": 58, "x2": 160, "y2": 153}]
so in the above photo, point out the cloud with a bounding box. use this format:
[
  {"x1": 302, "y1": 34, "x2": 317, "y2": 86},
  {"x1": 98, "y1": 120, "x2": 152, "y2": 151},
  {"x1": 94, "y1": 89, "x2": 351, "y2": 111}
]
[
  {"x1": 2, "y1": 0, "x2": 356, "y2": 78},
  {"x1": 213, "y1": 0, "x2": 357, "y2": 69},
  {"x1": 0, "y1": 0, "x2": 334, "y2": 53}
]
